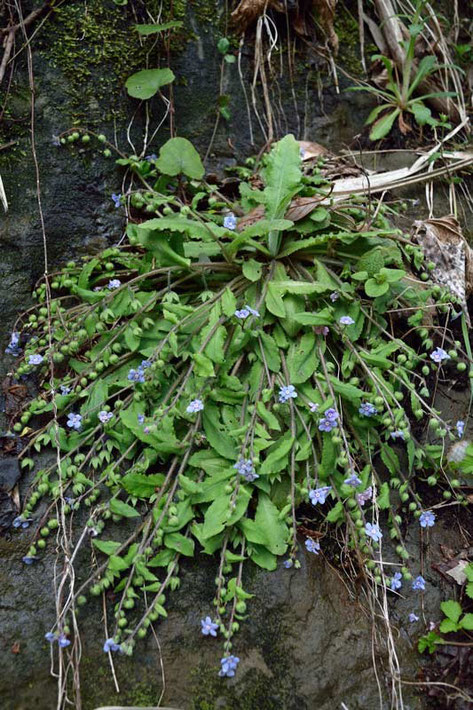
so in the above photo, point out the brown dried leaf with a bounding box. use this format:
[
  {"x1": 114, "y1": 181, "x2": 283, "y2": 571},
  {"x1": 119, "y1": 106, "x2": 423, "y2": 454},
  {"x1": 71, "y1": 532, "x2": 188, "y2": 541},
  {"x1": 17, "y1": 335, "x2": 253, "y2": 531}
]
[
  {"x1": 313, "y1": 0, "x2": 339, "y2": 52},
  {"x1": 298, "y1": 140, "x2": 331, "y2": 161},
  {"x1": 231, "y1": 0, "x2": 285, "y2": 31},
  {"x1": 236, "y1": 205, "x2": 266, "y2": 232},
  {"x1": 11, "y1": 642, "x2": 20, "y2": 654},
  {"x1": 285, "y1": 196, "x2": 325, "y2": 222}
]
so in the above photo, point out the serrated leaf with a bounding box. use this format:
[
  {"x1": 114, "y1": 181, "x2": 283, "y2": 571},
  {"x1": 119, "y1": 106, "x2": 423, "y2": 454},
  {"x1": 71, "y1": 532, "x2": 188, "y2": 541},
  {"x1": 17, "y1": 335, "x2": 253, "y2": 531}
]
[
  {"x1": 326, "y1": 500, "x2": 344, "y2": 522},
  {"x1": 369, "y1": 108, "x2": 400, "y2": 141},
  {"x1": 460, "y1": 613, "x2": 473, "y2": 630},
  {"x1": 202, "y1": 404, "x2": 237, "y2": 459},
  {"x1": 439, "y1": 618, "x2": 459, "y2": 633},
  {"x1": 377, "y1": 482, "x2": 390, "y2": 509},
  {"x1": 262, "y1": 135, "x2": 302, "y2": 220},
  {"x1": 108, "y1": 555, "x2": 131, "y2": 572},
  {"x1": 221, "y1": 288, "x2": 237, "y2": 317},
  {"x1": 287, "y1": 332, "x2": 317, "y2": 384},
  {"x1": 265, "y1": 282, "x2": 286, "y2": 317},
  {"x1": 441, "y1": 600, "x2": 462, "y2": 623}
]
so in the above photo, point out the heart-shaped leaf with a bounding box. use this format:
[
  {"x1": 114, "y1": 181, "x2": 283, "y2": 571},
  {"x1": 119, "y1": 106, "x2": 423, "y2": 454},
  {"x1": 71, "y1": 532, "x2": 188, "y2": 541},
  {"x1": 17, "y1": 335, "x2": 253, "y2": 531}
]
[
  {"x1": 155, "y1": 137, "x2": 205, "y2": 179},
  {"x1": 125, "y1": 68, "x2": 175, "y2": 100}
]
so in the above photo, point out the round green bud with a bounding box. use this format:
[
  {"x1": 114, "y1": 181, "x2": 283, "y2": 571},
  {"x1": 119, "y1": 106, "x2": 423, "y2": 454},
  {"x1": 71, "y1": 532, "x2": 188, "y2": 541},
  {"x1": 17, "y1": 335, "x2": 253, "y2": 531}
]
[
  {"x1": 103, "y1": 149, "x2": 112, "y2": 158},
  {"x1": 40, "y1": 527, "x2": 50, "y2": 537},
  {"x1": 450, "y1": 479, "x2": 460, "y2": 488},
  {"x1": 37, "y1": 539, "x2": 46, "y2": 549},
  {"x1": 118, "y1": 618, "x2": 128, "y2": 628},
  {"x1": 48, "y1": 518, "x2": 59, "y2": 530},
  {"x1": 443, "y1": 490, "x2": 452, "y2": 500},
  {"x1": 457, "y1": 362, "x2": 467, "y2": 372},
  {"x1": 97, "y1": 134, "x2": 106, "y2": 142}
]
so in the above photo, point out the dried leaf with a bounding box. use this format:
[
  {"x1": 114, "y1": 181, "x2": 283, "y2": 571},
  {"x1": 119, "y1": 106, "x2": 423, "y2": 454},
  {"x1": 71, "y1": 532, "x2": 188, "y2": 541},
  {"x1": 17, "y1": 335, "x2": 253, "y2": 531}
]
[
  {"x1": 231, "y1": 0, "x2": 285, "y2": 30},
  {"x1": 236, "y1": 205, "x2": 265, "y2": 232},
  {"x1": 313, "y1": 0, "x2": 339, "y2": 52},
  {"x1": 445, "y1": 560, "x2": 469, "y2": 585},
  {"x1": 285, "y1": 196, "x2": 325, "y2": 222},
  {"x1": 298, "y1": 140, "x2": 331, "y2": 161}
]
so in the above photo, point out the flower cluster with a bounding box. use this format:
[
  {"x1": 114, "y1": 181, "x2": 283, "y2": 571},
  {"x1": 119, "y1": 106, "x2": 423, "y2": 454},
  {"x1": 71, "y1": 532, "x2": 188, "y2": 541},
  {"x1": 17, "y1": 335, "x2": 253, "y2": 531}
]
[
  {"x1": 278, "y1": 385, "x2": 297, "y2": 403},
  {"x1": 127, "y1": 360, "x2": 151, "y2": 384},
  {"x1": 309, "y1": 486, "x2": 332, "y2": 505},
  {"x1": 219, "y1": 655, "x2": 240, "y2": 677},
  {"x1": 103, "y1": 638, "x2": 121, "y2": 653},
  {"x1": 356, "y1": 486, "x2": 372, "y2": 506},
  {"x1": 13, "y1": 516, "x2": 30, "y2": 529},
  {"x1": 45, "y1": 631, "x2": 70, "y2": 647},
  {"x1": 318, "y1": 408, "x2": 338, "y2": 432},
  {"x1": 234, "y1": 457, "x2": 258, "y2": 482},
  {"x1": 344, "y1": 473, "x2": 362, "y2": 487}
]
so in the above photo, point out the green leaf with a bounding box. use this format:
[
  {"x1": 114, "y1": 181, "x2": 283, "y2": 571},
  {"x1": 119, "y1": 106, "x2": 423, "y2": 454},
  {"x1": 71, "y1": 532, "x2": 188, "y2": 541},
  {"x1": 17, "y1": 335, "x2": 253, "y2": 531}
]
[
  {"x1": 125, "y1": 68, "x2": 175, "y2": 100},
  {"x1": 380, "y1": 444, "x2": 400, "y2": 476},
  {"x1": 441, "y1": 600, "x2": 462, "y2": 623},
  {"x1": 121, "y1": 473, "x2": 165, "y2": 498},
  {"x1": 135, "y1": 21, "x2": 183, "y2": 34},
  {"x1": 439, "y1": 618, "x2": 458, "y2": 633},
  {"x1": 204, "y1": 325, "x2": 227, "y2": 364},
  {"x1": 293, "y1": 308, "x2": 334, "y2": 326},
  {"x1": 377, "y1": 482, "x2": 390, "y2": 509},
  {"x1": 155, "y1": 137, "x2": 205, "y2": 179},
  {"x1": 221, "y1": 288, "x2": 237, "y2": 317},
  {"x1": 249, "y1": 544, "x2": 277, "y2": 570},
  {"x1": 202, "y1": 494, "x2": 231, "y2": 539},
  {"x1": 93, "y1": 540, "x2": 121, "y2": 556},
  {"x1": 460, "y1": 613, "x2": 473, "y2": 630},
  {"x1": 193, "y1": 352, "x2": 215, "y2": 377},
  {"x1": 164, "y1": 532, "x2": 195, "y2": 556},
  {"x1": 259, "y1": 433, "x2": 294, "y2": 475},
  {"x1": 326, "y1": 500, "x2": 344, "y2": 523},
  {"x1": 287, "y1": 332, "x2": 317, "y2": 384},
  {"x1": 108, "y1": 555, "x2": 131, "y2": 572},
  {"x1": 241, "y1": 492, "x2": 288, "y2": 555},
  {"x1": 188, "y1": 451, "x2": 230, "y2": 475},
  {"x1": 109, "y1": 498, "x2": 140, "y2": 518},
  {"x1": 369, "y1": 108, "x2": 400, "y2": 141},
  {"x1": 256, "y1": 402, "x2": 281, "y2": 431},
  {"x1": 259, "y1": 332, "x2": 281, "y2": 372},
  {"x1": 265, "y1": 283, "x2": 286, "y2": 317},
  {"x1": 465, "y1": 564, "x2": 473, "y2": 582},
  {"x1": 365, "y1": 278, "x2": 389, "y2": 297},
  {"x1": 148, "y1": 548, "x2": 175, "y2": 567},
  {"x1": 202, "y1": 404, "x2": 237, "y2": 459},
  {"x1": 328, "y1": 376, "x2": 364, "y2": 403},
  {"x1": 129, "y1": 223, "x2": 190, "y2": 267},
  {"x1": 242, "y1": 259, "x2": 262, "y2": 282},
  {"x1": 262, "y1": 135, "x2": 302, "y2": 220}
]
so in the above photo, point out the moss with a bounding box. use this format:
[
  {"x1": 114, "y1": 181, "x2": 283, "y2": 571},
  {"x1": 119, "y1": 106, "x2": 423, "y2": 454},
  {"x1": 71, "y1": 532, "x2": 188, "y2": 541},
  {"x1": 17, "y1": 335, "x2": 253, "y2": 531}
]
[{"x1": 334, "y1": 5, "x2": 376, "y2": 77}]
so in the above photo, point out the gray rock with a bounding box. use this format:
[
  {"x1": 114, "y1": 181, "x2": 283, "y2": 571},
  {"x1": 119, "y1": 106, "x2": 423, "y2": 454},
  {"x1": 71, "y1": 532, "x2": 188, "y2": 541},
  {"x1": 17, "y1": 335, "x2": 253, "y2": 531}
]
[{"x1": 0, "y1": 457, "x2": 21, "y2": 492}]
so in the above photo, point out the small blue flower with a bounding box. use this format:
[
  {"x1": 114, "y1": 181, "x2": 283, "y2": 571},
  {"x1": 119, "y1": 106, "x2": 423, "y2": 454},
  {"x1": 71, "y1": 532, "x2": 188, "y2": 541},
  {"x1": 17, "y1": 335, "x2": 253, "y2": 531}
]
[
  {"x1": 456, "y1": 420, "x2": 465, "y2": 438},
  {"x1": 339, "y1": 316, "x2": 355, "y2": 325},
  {"x1": 305, "y1": 538, "x2": 320, "y2": 554},
  {"x1": 390, "y1": 430, "x2": 405, "y2": 441},
  {"x1": 13, "y1": 516, "x2": 30, "y2": 529},
  {"x1": 330, "y1": 292, "x2": 339, "y2": 302},
  {"x1": 45, "y1": 632, "x2": 56, "y2": 643},
  {"x1": 59, "y1": 385, "x2": 72, "y2": 395},
  {"x1": 356, "y1": 486, "x2": 372, "y2": 506},
  {"x1": 137, "y1": 414, "x2": 145, "y2": 425},
  {"x1": 58, "y1": 634, "x2": 71, "y2": 648},
  {"x1": 309, "y1": 486, "x2": 332, "y2": 505},
  {"x1": 218, "y1": 654, "x2": 240, "y2": 677},
  {"x1": 359, "y1": 402, "x2": 378, "y2": 417},
  {"x1": 412, "y1": 575, "x2": 426, "y2": 591},
  {"x1": 235, "y1": 308, "x2": 250, "y2": 319},
  {"x1": 201, "y1": 616, "x2": 219, "y2": 637},
  {"x1": 143, "y1": 426, "x2": 150, "y2": 434},
  {"x1": 308, "y1": 402, "x2": 319, "y2": 413},
  {"x1": 187, "y1": 399, "x2": 204, "y2": 414},
  {"x1": 22, "y1": 556, "x2": 37, "y2": 565},
  {"x1": 408, "y1": 613, "x2": 419, "y2": 623},
  {"x1": 318, "y1": 418, "x2": 337, "y2": 432},
  {"x1": 365, "y1": 522, "x2": 382, "y2": 542},
  {"x1": 419, "y1": 511, "x2": 435, "y2": 528},
  {"x1": 324, "y1": 408, "x2": 339, "y2": 421},
  {"x1": 67, "y1": 413, "x2": 82, "y2": 431},
  {"x1": 108, "y1": 279, "x2": 121, "y2": 289},
  {"x1": 283, "y1": 559, "x2": 293, "y2": 569},
  {"x1": 103, "y1": 638, "x2": 121, "y2": 653},
  {"x1": 223, "y1": 213, "x2": 237, "y2": 231},
  {"x1": 245, "y1": 305, "x2": 260, "y2": 317},
  {"x1": 278, "y1": 385, "x2": 297, "y2": 403},
  {"x1": 127, "y1": 367, "x2": 145, "y2": 383},
  {"x1": 140, "y1": 359, "x2": 152, "y2": 369},
  {"x1": 5, "y1": 332, "x2": 21, "y2": 356},
  {"x1": 98, "y1": 411, "x2": 113, "y2": 424},
  {"x1": 145, "y1": 153, "x2": 157, "y2": 161},
  {"x1": 111, "y1": 193, "x2": 122, "y2": 208},
  {"x1": 233, "y1": 457, "x2": 258, "y2": 482},
  {"x1": 430, "y1": 347, "x2": 450, "y2": 364},
  {"x1": 390, "y1": 572, "x2": 402, "y2": 591},
  {"x1": 28, "y1": 354, "x2": 43, "y2": 365},
  {"x1": 344, "y1": 474, "x2": 362, "y2": 487},
  {"x1": 52, "y1": 135, "x2": 61, "y2": 147}
]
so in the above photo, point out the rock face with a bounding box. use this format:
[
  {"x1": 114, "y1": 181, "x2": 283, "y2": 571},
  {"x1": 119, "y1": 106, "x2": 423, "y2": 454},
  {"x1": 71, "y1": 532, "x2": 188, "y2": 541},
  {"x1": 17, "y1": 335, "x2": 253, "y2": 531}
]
[{"x1": 0, "y1": 2, "x2": 467, "y2": 709}]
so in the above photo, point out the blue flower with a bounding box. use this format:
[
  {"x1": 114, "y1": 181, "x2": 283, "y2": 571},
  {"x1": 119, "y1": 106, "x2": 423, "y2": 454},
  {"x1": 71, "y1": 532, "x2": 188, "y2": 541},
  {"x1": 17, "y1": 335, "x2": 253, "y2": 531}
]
[
  {"x1": 390, "y1": 430, "x2": 405, "y2": 441},
  {"x1": 330, "y1": 292, "x2": 339, "y2": 302},
  {"x1": 137, "y1": 414, "x2": 145, "y2": 425},
  {"x1": 309, "y1": 486, "x2": 332, "y2": 505},
  {"x1": 127, "y1": 367, "x2": 145, "y2": 383},
  {"x1": 187, "y1": 399, "x2": 204, "y2": 414},
  {"x1": 45, "y1": 632, "x2": 56, "y2": 643},
  {"x1": 52, "y1": 135, "x2": 61, "y2": 147},
  {"x1": 233, "y1": 457, "x2": 258, "y2": 482},
  {"x1": 456, "y1": 420, "x2": 465, "y2": 438},
  {"x1": 430, "y1": 347, "x2": 450, "y2": 364},
  {"x1": 223, "y1": 213, "x2": 237, "y2": 231},
  {"x1": 59, "y1": 385, "x2": 72, "y2": 395},
  {"x1": 108, "y1": 279, "x2": 121, "y2": 289},
  {"x1": 201, "y1": 616, "x2": 219, "y2": 637},
  {"x1": 140, "y1": 359, "x2": 152, "y2": 369},
  {"x1": 28, "y1": 354, "x2": 43, "y2": 365},
  {"x1": 67, "y1": 413, "x2": 82, "y2": 431},
  {"x1": 412, "y1": 575, "x2": 426, "y2": 591},
  {"x1": 419, "y1": 511, "x2": 435, "y2": 528},
  {"x1": 339, "y1": 316, "x2": 355, "y2": 325},
  {"x1": 13, "y1": 516, "x2": 30, "y2": 529},
  {"x1": 356, "y1": 486, "x2": 372, "y2": 506},
  {"x1": 365, "y1": 522, "x2": 382, "y2": 542},
  {"x1": 308, "y1": 402, "x2": 319, "y2": 413},
  {"x1": 318, "y1": 418, "x2": 337, "y2": 432},
  {"x1": 283, "y1": 559, "x2": 293, "y2": 569},
  {"x1": 218, "y1": 654, "x2": 240, "y2": 677},
  {"x1": 245, "y1": 305, "x2": 260, "y2": 317},
  {"x1": 5, "y1": 332, "x2": 21, "y2": 356},
  {"x1": 111, "y1": 193, "x2": 122, "y2": 208},
  {"x1": 278, "y1": 385, "x2": 297, "y2": 403},
  {"x1": 58, "y1": 634, "x2": 71, "y2": 648},
  {"x1": 235, "y1": 308, "x2": 250, "y2": 319},
  {"x1": 359, "y1": 402, "x2": 378, "y2": 417},
  {"x1": 98, "y1": 411, "x2": 113, "y2": 424},
  {"x1": 324, "y1": 408, "x2": 339, "y2": 421},
  {"x1": 305, "y1": 538, "x2": 320, "y2": 554},
  {"x1": 390, "y1": 572, "x2": 402, "y2": 591},
  {"x1": 145, "y1": 153, "x2": 157, "y2": 161},
  {"x1": 22, "y1": 556, "x2": 37, "y2": 565},
  {"x1": 344, "y1": 474, "x2": 362, "y2": 487},
  {"x1": 103, "y1": 638, "x2": 121, "y2": 653},
  {"x1": 408, "y1": 613, "x2": 419, "y2": 623}
]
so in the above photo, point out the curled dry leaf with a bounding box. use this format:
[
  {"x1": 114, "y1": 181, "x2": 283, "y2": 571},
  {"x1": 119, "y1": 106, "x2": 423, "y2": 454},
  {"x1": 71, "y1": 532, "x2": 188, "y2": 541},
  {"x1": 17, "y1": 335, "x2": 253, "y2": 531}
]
[
  {"x1": 231, "y1": 0, "x2": 285, "y2": 30},
  {"x1": 298, "y1": 140, "x2": 332, "y2": 161}
]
